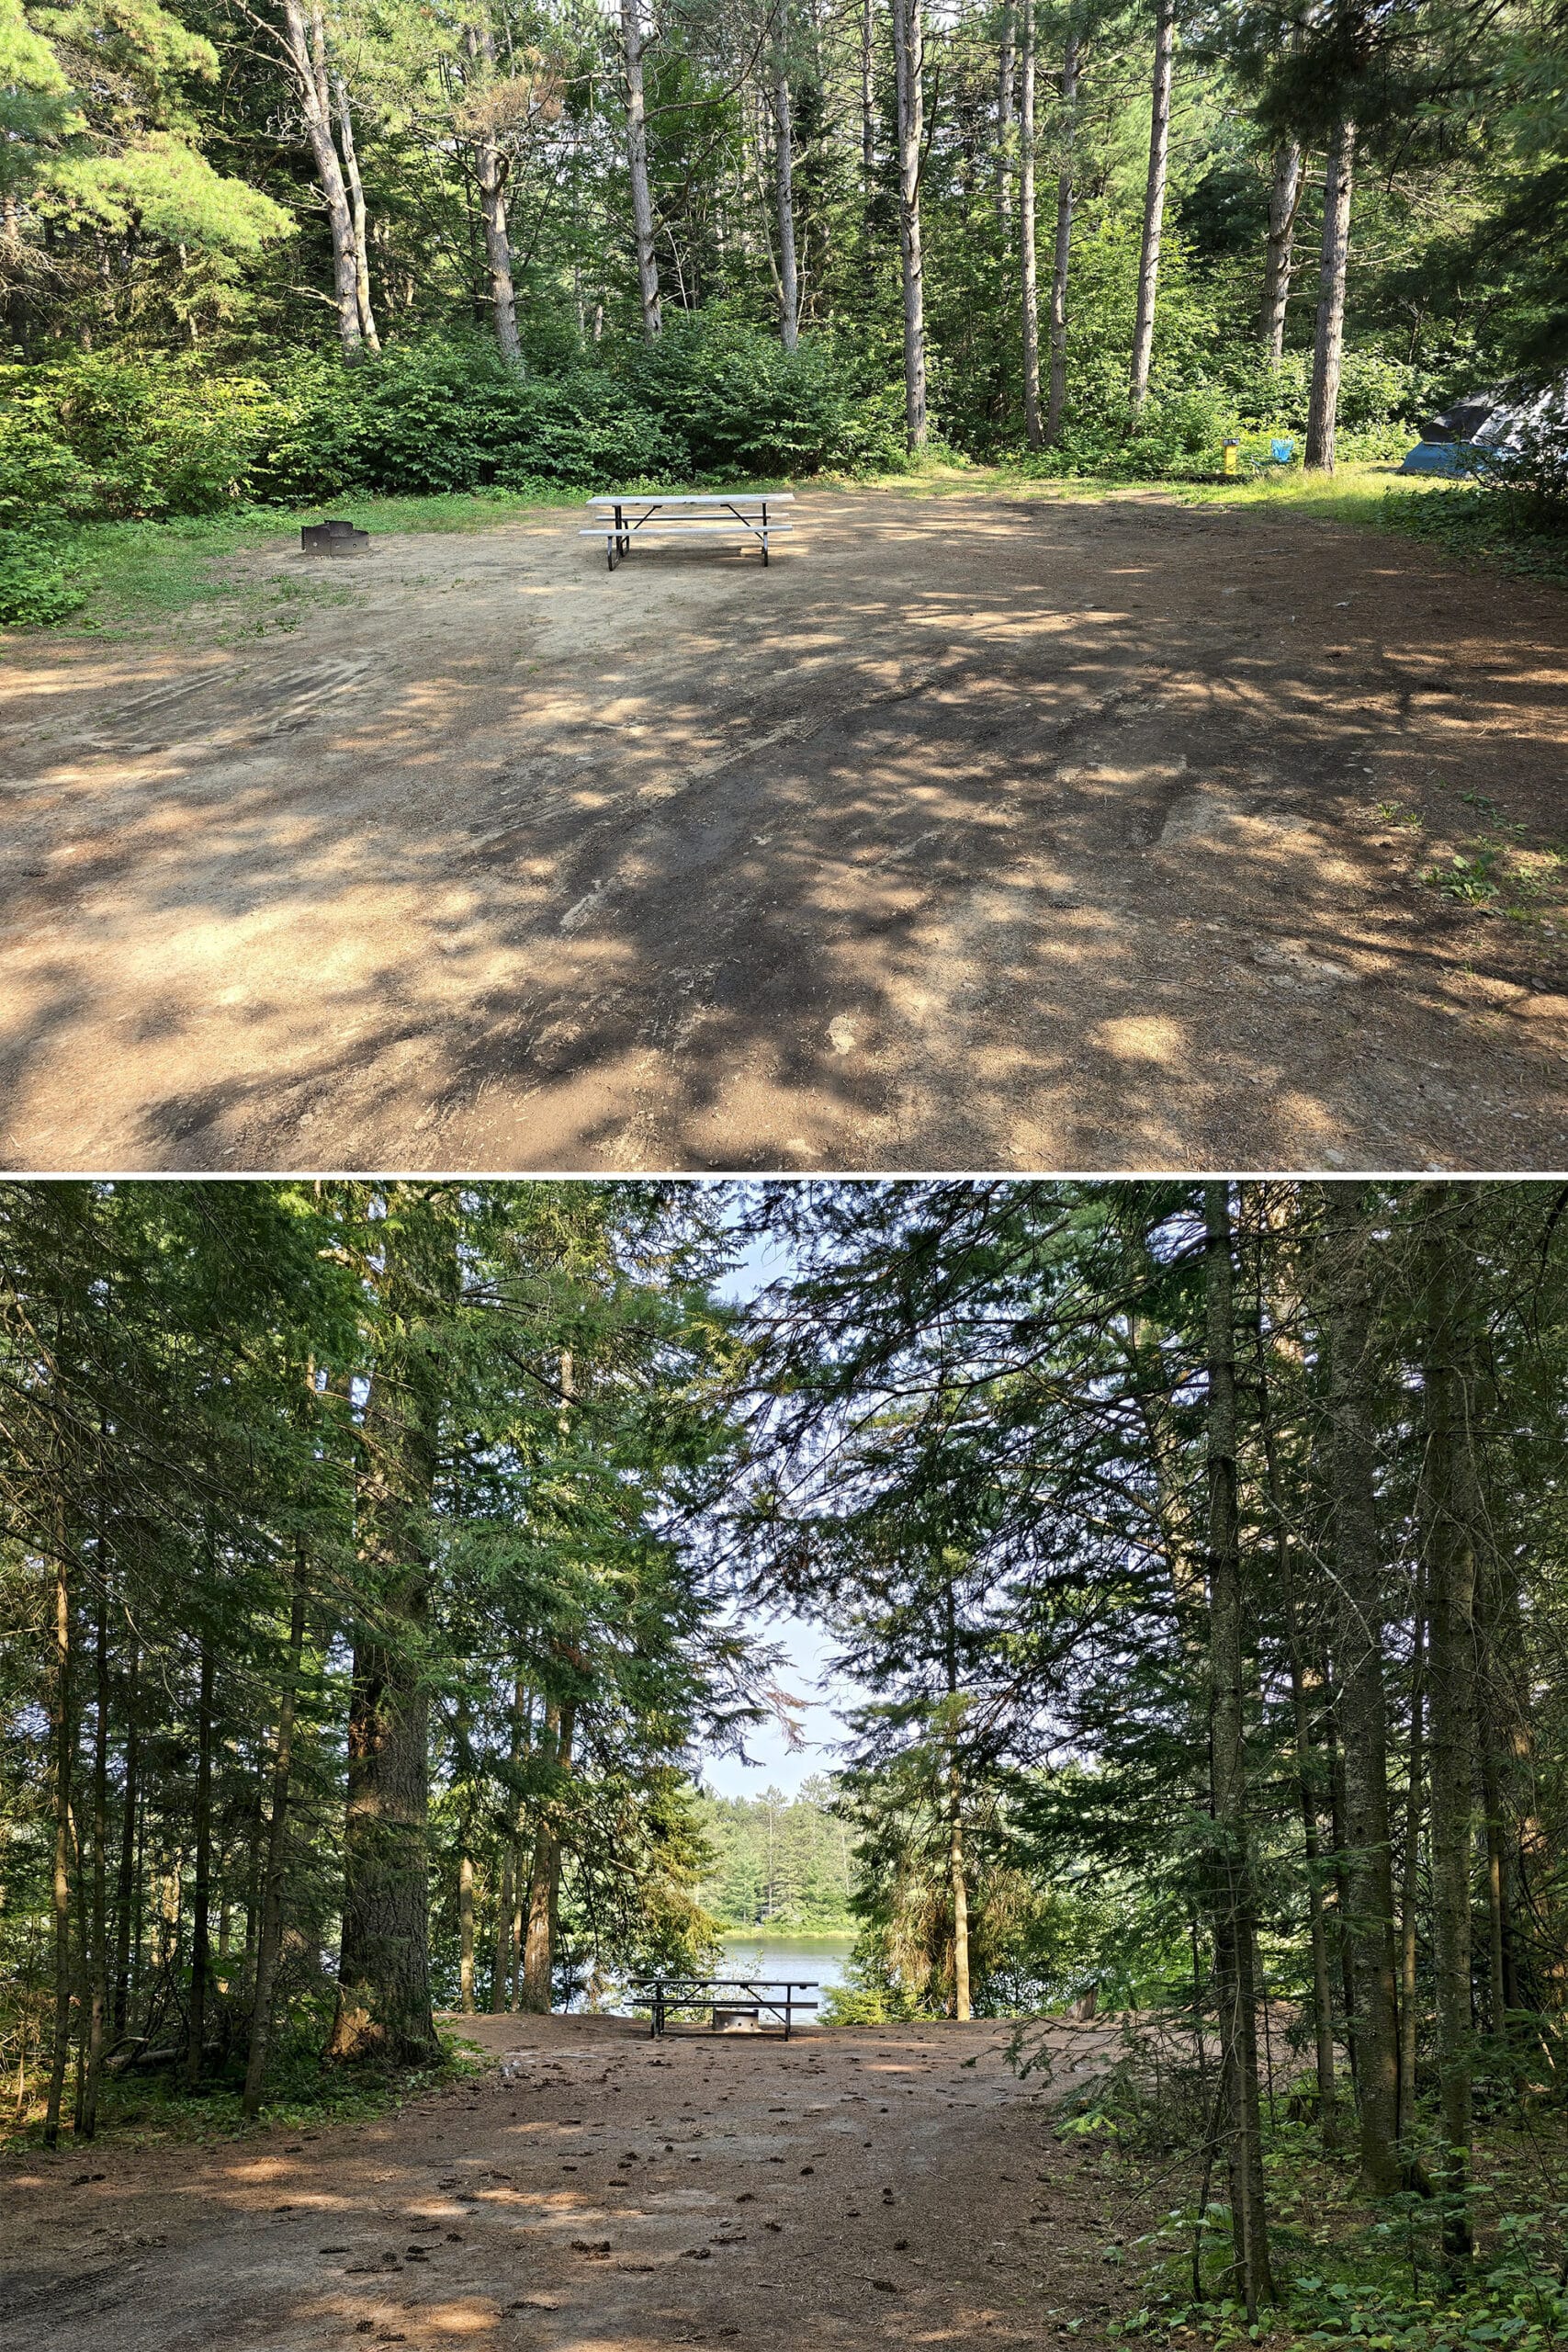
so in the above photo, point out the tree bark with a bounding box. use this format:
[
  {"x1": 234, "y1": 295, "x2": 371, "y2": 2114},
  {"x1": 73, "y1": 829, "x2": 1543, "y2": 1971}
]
[
  {"x1": 1259, "y1": 141, "x2": 1303, "y2": 361},
  {"x1": 947, "y1": 1751, "x2": 971, "y2": 2018},
  {"x1": 1018, "y1": 0, "x2": 1041, "y2": 447},
  {"x1": 458, "y1": 1854, "x2": 477, "y2": 2012},
  {"x1": 243, "y1": 1547, "x2": 307, "y2": 2117},
  {"x1": 1043, "y1": 31, "x2": 1079, "y2": 447},
  {"x1": 461, "y1": 27, "x2": 521, "y2": 367},
  {"x1": 326, "y1": 1199, "x2": 451, "y2": 2069},
  {"x1": 1320, "y1": 1189, "x2": 1402, "y2": 2195},
  {"x1": 1304, "y1": 120, "x2": 1355, "y2": 470},
  {"x1": 44, "y1": 1537, "x2": 73, "y2": 2149},
  {"x1": 1128, "y1": 0, "x2": 1175, "y2": 413},
  {"x1": 1423, "y1": 1186, "x2": 1479, "y2": 2267},
  {"x1": 1398, "y1": 1579, "x2": 1427, "y2": 2130},
  {"x1": 1260, "y1": 1334, "x2": 1341, "y2": 2152},
  {"x1": 492, "y1": 1841, "x2": 514, "y2": 2010},
  {"x1": 1477, "y1": 1546, "x2": 1527, "y2": 2026},
  {"x1": 521, "y1": 1702, "x2": 574, "y2": 2013},
  {"x1": 861, "y1": 0, "x2": 875, "y2": 195},
  {"x1": 621, "y1": 0, "x2": 661, "y2": 340},
  {"x1": 186, "y1": 1641, "x2": 215, "y2": 2088},
  {"x1": 997, "y1": 1, "x2": 1015, "y2": 234},
  {"x1": 333, "y1": 74, "x2": 381, "y2": 353},
  {"x1": 112, "y1": 1636, "x2": 138, "y2": 2039},
  {"x1": 891, "y1": 0, "x2": 928, "y2": 448},
  {"x1": 1204, "y1": 1182, "x2": 1274, "y2": 2318},
  {"x1": 773, "y1": 57, "x2": 799, "y2": 351},
  {"x1": 80, "y1": 1586, "x2": 109, "y2": 2140},
  {"x1": 276, "y1": 0, "x2": 366, "y2": 361}
]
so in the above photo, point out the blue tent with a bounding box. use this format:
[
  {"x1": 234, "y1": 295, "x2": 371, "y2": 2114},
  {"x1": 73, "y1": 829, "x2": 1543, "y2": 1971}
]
[{"x1": 1399, "y1": 440, "x2": 1491, "y2": 475}]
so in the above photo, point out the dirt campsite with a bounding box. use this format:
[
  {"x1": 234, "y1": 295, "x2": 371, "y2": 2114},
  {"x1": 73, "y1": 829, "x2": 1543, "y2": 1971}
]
[
  {"x1": 3, "y1": 483, "x2": 1566, "y2": 1172},
  {"x1": 0, "y1": 2011, "x2": 1128, "y2": 2352}
]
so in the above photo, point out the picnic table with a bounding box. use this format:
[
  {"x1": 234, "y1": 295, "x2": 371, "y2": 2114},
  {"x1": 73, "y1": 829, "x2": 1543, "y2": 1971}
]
[
  {"x1": 628, "y1": 1976, "x2": 819, "y2": 2040},
  {"x1": 581, "y1": 492, "x2": 795, "y2": 571}
]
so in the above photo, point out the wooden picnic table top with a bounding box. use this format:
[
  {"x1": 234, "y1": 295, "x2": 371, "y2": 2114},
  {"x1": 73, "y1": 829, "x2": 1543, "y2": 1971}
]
[{"x1": 585, "y1": 491, "x2": 795, "y2": 508}]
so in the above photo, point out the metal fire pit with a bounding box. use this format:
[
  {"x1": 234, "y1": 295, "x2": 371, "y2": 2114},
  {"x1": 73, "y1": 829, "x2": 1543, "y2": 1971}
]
[{"x1": 301, "y1": 518, "x2": 370, "y2": 556}]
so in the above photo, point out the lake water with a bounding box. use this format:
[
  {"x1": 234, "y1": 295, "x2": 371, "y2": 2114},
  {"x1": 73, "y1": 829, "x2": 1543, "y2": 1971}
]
[
  {"x1": 716, "y1": 1932, "x2": 856, "y2": 2001},
  {"x1": 579, "y1": 1932, "x2": 856, "y2": 2016}
]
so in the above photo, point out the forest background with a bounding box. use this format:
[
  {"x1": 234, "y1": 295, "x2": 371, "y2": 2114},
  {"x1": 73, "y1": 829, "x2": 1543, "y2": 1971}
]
[
  {"x1": 6, "y1": 1177, "x2": 1568, "y2": 2352},
  {"x1": 1, "y1": 0, "x2": 1565, "y2": 622}
]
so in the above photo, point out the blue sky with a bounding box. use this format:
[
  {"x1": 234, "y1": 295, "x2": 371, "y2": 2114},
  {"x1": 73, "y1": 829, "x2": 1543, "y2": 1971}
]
[{"x1": 694, "y1": 1210, "x2": 853, "y2": 1800}]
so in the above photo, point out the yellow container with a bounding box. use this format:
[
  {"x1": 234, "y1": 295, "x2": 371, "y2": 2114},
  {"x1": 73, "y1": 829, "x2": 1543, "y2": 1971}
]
[{"x1": 1222, "y1": 439, "x2": 1240, "y2": 477}]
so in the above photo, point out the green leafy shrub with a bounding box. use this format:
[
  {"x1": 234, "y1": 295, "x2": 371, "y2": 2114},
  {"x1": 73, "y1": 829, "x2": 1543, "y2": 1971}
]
[
  {"x1": 623, "y1": 305, "x2": 909, "y2": 476},
  {"x1": 272, "y1": 339, "x2": 689, "y2": 498},
  {"x1": 0, "y1": 526, "x2": 90, "y2": 626},
  {"x1": 0, "y1": 401, "x2": 95, "y2": 624},
  {"x1": 14, "y1": 355, "x2": 292, "y2": 516}
]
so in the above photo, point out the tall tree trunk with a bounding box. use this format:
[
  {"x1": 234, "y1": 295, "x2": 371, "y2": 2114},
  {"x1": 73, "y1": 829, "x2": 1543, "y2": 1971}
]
[
  {"x1": 773, "y1": 57, "x2": 799, "y2": 351},
  {"x1": 1398, "y1": 1582, "x2": 1427, "y2": 2131},
  {"x1": 458, "y1": 1855, "x2": 477, "y2": 2013},
  {"x1": 621, "y1": 0, "x2": 661, "y2": 340},
  {"x1": 492, "y1": 1842, "x2": 514, "y2": 2010},
  {"x1": 1320, "y1": 1189, "x2": 1401, "y2": 2195},
  {"x1": 243, "y1": 1548, "x2": 307, "y2": 2118},
  {"x1": 45, "y1": 1537, "x2": 73, "y2": 2149},
  {"x1": 1204, "y1": 1182, "x2": 1274, "y2": 2318},
  {"x1": 1261, "y1": 1341, "x2": 1341, "y2": 2152},
  {"x1": 947, "y1": 1752, "x2": 971, "y2": 2018},
  {"x1": 1018, "y1": 0, "x2": 1041, "y2": 447},
  {"x1": 326, "y1": 1199, "x2": 452, "y2": 2069},
  {"x1": 80, "y1": 1587, "x2": 109, "y2": 2140},
  {"x1": 333, "y1": 74, "x2": 381, "y2": 353},
  {"x1": 186, "y1": 1642, "x2": 215, "y2": 2088},
  {"x1": 861, "y1": 0, "x2": 875, "y2": 195},
  {"x1": 1477, "y1": 1547, "x2": 1527, "y2": 2026},
  {"x1": 1259, "y1": 141, "x2": 1303, "y2": 360},
  {"x1": 891, "y1": 0, "x2": 928, "y2": 448},
  {"x1": 1423, "y1": 1187, "x2": 1479, "y2": 2267},
  {"x1": 462, "y1": 27, "x2": 522, "y2": 367},
  {"x1": 1128, "y1": 0, "x2": 1175, "y2": 413},
  {"x1": 996, "y1": 1, "x2": 1015, "y2": 234},
  {"x1": 1304, "y1": 120, "x2": 1355, "y2": 471},
  {"x1": 1043, "y1": 31, "x2": 1079, "y2": 447},
  {"x1": 942, "y1": 1578, "x2": 971, "y2": 2018},
  {"x1": 521, "y1": 1702, "x2": 574, "y2": 2014},
  {"x1": 112, "y1": 1636, "x2": 139, "y2": 2039},
  {"x1": 277, "y1": 0, "x2": 365, "y2": 360}
]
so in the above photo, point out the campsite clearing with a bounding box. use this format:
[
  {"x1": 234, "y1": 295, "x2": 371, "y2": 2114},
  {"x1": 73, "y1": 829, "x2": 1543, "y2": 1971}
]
[
  {"x1": 0, "y1": 2012, "x2": 1122, "y2": 2352},
  {"x1": 2, "y1": 484, "x2": 1565, "y2": 1171}
]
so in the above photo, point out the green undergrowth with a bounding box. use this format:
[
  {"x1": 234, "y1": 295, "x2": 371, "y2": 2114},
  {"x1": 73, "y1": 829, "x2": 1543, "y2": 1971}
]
[
  {"x1": 1160, "y1": 465, "x2": 1568, "y2": 588},
  {"x1": 28, "y1": 486, "x2": 582, "y2": 638},
  {"x1": 0, "y1": 2023, "x2": 489, "y2": 2157},
  {"x1": 1077, "y1": 2085, "x2": 1568, "y2": 2352}
]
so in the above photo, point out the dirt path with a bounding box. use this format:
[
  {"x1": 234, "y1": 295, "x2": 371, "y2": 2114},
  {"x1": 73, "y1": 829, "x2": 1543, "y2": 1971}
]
[
  {"x1": 3, "y1": 487, "x2": 1565, "y2": 1171},
  {"x1": 0, "y1": 2013, "x2": 1126, "y2": 2351}
]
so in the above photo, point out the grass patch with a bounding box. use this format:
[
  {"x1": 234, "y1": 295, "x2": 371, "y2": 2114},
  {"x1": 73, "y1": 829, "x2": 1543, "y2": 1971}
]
[
  {"x1": 31, "y1": 484, "x2": 582, "y2": 640},
  {"x1": 0, "y1": 2023, "x2": 490, "y2": 2156},
  {"x1": 11, "y1": 460, "x2": 1562, "y2": 643}
]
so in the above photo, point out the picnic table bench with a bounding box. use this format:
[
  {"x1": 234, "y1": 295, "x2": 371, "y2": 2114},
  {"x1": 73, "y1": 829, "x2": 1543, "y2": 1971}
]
[
  {"x1": 629, "y1": 1976, "x2": 819, "y2": 2040},
  {"x1": 582, "y1": 492, "x2": 795, "y2": 571}
]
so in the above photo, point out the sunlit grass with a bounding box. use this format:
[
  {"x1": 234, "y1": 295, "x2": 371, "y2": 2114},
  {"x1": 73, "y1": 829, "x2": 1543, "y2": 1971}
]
[
  {"x1": 62, "y1": 486, "x2": 582, "y2": 639},
  {"x1": 26, "y1": 457, "x2": 1563, "y2": 643}
]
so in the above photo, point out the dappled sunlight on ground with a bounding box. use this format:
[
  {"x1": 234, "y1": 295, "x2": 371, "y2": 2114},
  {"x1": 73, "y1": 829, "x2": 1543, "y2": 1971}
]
[
  {"x1": 1, "y1": 488, "x2": 1565, "y2": 1170},
  {"x1": 0, "y1": 2012, "x2": 1123, "y2": 2352}
]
